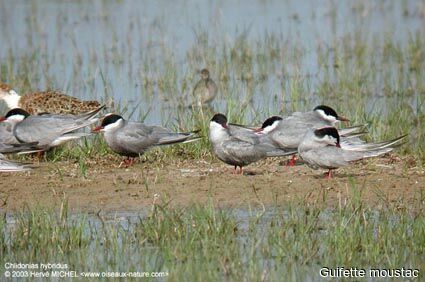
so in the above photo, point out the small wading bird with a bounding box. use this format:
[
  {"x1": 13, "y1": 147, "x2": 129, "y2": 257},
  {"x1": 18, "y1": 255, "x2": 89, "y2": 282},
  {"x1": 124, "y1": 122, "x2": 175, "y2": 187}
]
[
  {"x1": 235, "y1": 105, "x2": 364, "y2": 166},
  {"x1": 92, "y1": 114, "x2": 201, "y2": 167},
  {"x1": 298, "y1": 127, "x2": 407, "y2": 178},
  {"x1": 191, "y1": 68, "x2": 217, "y2": 107},
  {"x1": 209, "y1": 113, "x2": 296, "y2": 174},
  {"x1": 0, "y1": 106, "x2": 104, "y2": 152},
  {"x1": 0, "y1": 83, "x2": 102, "y2": 115}
]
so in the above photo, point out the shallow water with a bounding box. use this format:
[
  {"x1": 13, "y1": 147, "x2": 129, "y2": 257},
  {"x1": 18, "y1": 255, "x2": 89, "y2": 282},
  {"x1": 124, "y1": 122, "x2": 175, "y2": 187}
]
[
  {"x1": 2, "y1": 206, "x2": 416, "y2": 282},
  {"x1": 0, "y1": 0, "x2": 423, "y2": 124}
]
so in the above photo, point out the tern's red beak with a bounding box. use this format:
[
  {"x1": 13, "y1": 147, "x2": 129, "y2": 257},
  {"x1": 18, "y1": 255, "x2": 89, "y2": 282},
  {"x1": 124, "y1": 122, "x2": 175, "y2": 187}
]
[
  {"x1": 253, "y1": 127, "x2": 263, "y2": 133},
  {"x1": 92, "y1": 125, "x2": 103, "y2": 133},
  {"x1": 0, "y1": 116, "x2": 6, "y2": 122}
]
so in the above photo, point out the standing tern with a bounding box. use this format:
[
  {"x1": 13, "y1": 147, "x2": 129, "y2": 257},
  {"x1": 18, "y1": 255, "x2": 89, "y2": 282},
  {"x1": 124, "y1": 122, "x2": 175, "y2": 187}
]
[
  {"x1": 92, "y1": 114, "x2": 201, "y2": 166},
  {"x1": 298, "y1": 127, "x2": 406, "y2": 178},
  {"x1": 209, "y1": 113, "x2": 296, "y2": 174}
]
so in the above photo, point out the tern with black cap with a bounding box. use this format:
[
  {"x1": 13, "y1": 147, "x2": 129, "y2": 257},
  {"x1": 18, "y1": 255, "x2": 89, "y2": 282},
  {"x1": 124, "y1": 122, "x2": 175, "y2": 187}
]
[
  {"x1": 298, "y1": 127, "x2": 407, "y2": 178},
  {"x1": 251, "y1": 105, "x2": 365, "y2": 165},
  {"x1": 92, "y1": 114, "x2": 201, "y2": 167},
  {"x1": 209, "y1": 113, "x2": 296, "y2": 174},
  {"x1": 0, "y1": 106, "x2": 103, "y2": 151}
]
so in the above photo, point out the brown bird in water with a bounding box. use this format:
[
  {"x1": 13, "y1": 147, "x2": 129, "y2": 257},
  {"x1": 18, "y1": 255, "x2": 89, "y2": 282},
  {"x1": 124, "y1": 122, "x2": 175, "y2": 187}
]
[
  {"x1": 191, "y1": 68, "x2": 217, "y2": 107},
  {"x1": 0, "y1": 83, "x2": 102, "y2": 115}
]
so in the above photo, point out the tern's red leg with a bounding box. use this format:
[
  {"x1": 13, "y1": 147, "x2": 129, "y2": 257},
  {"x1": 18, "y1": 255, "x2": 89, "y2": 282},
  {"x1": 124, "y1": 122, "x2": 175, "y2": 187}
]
[
  {"x1": 36, "y1": 151, "x2": 45, "y2": 161},
  {"x1": 119, "y1": 157, "x2": 135, "y2": 168},
  {"x1": 287, "y1": 155, "x2": 297, "y2": 166},
  {"x1": 324, "y1": 169, "x2": 333, "y2": 179},
  {"x1": 231, "y1": 166, "x2": 243, "y2": 174}
]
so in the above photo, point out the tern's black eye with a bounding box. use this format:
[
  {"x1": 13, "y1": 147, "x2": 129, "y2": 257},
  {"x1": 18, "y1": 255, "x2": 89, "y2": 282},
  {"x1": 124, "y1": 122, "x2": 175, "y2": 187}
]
[
  {"x1": 261, "y1": 116, "x2": 283, "y2": 129},
  {"x1": 211, "y1": 113, "x2": 227, "y2": 125},
  {"x1": 314, "y1": 127, "x2": 340, "y2": 144},
  {"x1": 5, "y1": 108, "x2": 30, "y2": 119},
  {"x1": 314, "y1": 105, "x2": 338, "y2": 119},
  {"x1": 101, "y1": 114, "x2": 123, "y2": 127}
]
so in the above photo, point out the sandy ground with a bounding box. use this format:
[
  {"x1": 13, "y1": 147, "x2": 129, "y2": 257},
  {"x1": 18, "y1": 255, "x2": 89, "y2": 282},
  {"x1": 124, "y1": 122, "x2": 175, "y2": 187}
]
[{"x1": 0, "y1": 153, "x2": 424, "y2": 213}]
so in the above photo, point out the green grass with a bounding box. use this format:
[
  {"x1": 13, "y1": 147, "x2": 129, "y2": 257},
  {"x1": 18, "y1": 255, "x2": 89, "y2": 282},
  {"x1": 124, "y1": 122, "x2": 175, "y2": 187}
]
[{"x1": 0, "y1": 192, "x2": 423, "y2": 281}]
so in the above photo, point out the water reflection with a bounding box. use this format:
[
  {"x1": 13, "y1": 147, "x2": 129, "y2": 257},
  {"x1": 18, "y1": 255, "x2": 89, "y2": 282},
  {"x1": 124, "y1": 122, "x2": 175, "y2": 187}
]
[{"x1": 0, "y1": 0, "x2": 423, "y2": 124}]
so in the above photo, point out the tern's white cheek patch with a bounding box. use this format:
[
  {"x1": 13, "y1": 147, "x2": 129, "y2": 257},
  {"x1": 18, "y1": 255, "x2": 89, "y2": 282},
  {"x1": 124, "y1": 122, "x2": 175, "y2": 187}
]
[
  {"x1": 317, "y1": 109, "x2": 338, "y2": 124},
  {"x1": 262, "y1": 120, "x2": 280, "y2": 133},
  {"x1": 209, "y1": 121, "x2": 228, "y2": 143},
  {"x1": 7, "y1": 115, "x2": 26, "y2": 122},
  {"x1": 104, "y1": 119, "x2": 123, "y2": 131}
]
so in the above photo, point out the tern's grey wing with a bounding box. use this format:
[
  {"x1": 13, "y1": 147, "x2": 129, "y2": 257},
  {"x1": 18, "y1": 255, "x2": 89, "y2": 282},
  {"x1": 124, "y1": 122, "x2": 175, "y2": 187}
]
[
  {"x1": 220, "y1": 135, "x2": 294, "y2": 166},
  {"x1": 340, "y1": 136, "x2": 367, "y2": 150},
  {"x1": 271, "y1": 111, "x2": 335, "y2": 149},
  {"x1": 230, "y1": 128, "x2": 262, "y2": 145},
  {"x1": 289, "y1": 111, "x2": 304, "y2": 118},
  {"x1": 0, "y1": 122, "x2": 19, "y2": 144},
  {"x1": 14, "y1": 116, "x2": 96, "y2": 146},
  {"x1": 286, "y1": 111, "x2": 334, "y2": 127},
  {"x1": 255, "y1": 133, "x2": 297, "y2": 156},
  {"x1": 0, "y1": 142, "x2": 38, "y2": 154},
  {"x1": 270, "y1": 119, "x2": 314, "y2": 149},
  {"x1": 113, "y1": 123, "x2": 198, "y2": 155},
  {"x1": 300, "y1": 146, "x2": 394, "y2": 169},
  {"x1": 227, "y1": 125, "x2": 259, "y2": 142},
  {"x1": 300, "y1": 146, "x2": 364, "y2": 169},
  {"x1": 74, "y1": 105, "x2": 105, "y2": 120},
  {"x1": 289, "y1": 111, "x2": 317, "y2": 122},
  {"x1": 340, "y1": 134, "x2": 406, "y2": 151},
  {"x1": 220, "y1": 137, "x2": 266, "y2": 166},
  {"x1": 228, "y1": 123, "x2": 258, "y2": 132},
  {"x1": 105, "y1": 122, "x2": 160, "y2": 156},
  {"x1": 339, "y1": 124, "x2": 368, "y2": 137},
  {"x1": 0, "y1": 155, "x2": 32, "y2": 172},
  {"x1": 151, "y1": 127, "x2": 199, "y2": 145}
]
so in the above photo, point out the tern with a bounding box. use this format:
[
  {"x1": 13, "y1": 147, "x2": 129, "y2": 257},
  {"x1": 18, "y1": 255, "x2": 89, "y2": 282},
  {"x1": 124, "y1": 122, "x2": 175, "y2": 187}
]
[
  {"x1": 298, "y1": 127, "x2": 406, "y2": 178},
  {"x1": 209, "y1": 113, "x2": 296, "y2": 174},
  {"x1": 0, "y1": 106, "x2": 104, "y2": 151},
  {"x1": 92, "y1": 114, "x2": 201, "y2": 166},
  {"x1": 249, "y1": 105, "x2": 365, "y2": 165}
]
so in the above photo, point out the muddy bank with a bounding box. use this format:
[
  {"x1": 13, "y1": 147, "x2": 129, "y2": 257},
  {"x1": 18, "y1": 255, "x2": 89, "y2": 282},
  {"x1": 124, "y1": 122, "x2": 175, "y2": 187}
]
[{"x1": 0, "y1": 154, "x2": 423, "y2": 213}]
